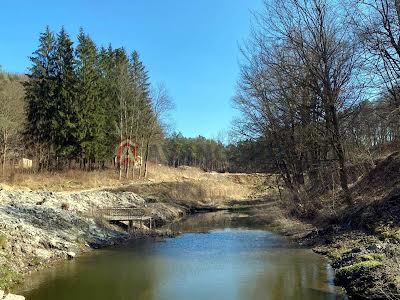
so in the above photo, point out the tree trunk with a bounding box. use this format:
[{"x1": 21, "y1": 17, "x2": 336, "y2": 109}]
[
  {"x1": 119, "y1": 114, "x2": 123, "y2": 181},
  {"x1": 144, "y1": 139, "x2": 150, "y2": 178},
  {"x1": 125, "y1": 141, "x2": 130, "y2": 180},
  {"x1": 2, "y1": 130, "x2": 7, "y2": 177},
  {"x1": 139, "y1": 139, "x2": 144, "y2": 178},
  {"x1": 330, "y1": 104, "x2": 352, "y2": 204}
]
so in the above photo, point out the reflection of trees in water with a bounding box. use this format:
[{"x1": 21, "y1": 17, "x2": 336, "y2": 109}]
[
  {"x1": 238, "y1": 250, "x2": 344, "y2": 300},
  {"x1": 169, "y1": 211, "x2": 263, "y2": 233},
  {"x1": 21, "y1": 249, "x2": 163, "y2": 300},
  {"x1": 22, "y1": 216, "x2": 347, "y2": 300},
  {"x1": 169, "y1": 211, "x2": 233, "y2": 232}
]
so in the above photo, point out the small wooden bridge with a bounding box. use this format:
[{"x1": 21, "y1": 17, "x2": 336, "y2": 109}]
[{"x1": 97, "y1": 207, "x2": 155, "y2": 230}]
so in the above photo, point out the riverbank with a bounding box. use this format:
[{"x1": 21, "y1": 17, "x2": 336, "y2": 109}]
[
  {"x1": 217, "y1": 198, "x2": 399, "y2": 299},
  {"x1": 0, "y1": 189, "x2": 187, "y2": 292},
  {"x1": 0, "y1": 167, "x2": 270, "y2": 294},
  {"x1": 236, "y1": 203, "x2": 399, "y2": 299},
  {"x1": 1, "y1": 160, "x2": 398, "y2": 299},
  {"x1": 226, "y1": 154, "x2": 400, "y2": 299},
  {"x1": 306, "y1": 153, "x2": 400, "y2": 300}
]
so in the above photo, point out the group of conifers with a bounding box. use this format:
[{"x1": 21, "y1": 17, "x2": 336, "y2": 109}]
[{"x1": 24, "y1": 26, "x2": 155, "y2": 170}]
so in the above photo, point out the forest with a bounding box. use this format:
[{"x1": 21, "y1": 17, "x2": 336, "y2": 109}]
[
  {"x1": 231, "y1": 0, "x2": 400, "y2": 211},
  {"x1": 1, "y1": 2, "x2": 400, "y2": 299},
  {"x1": 162, "y1": 134, "x2": 273, "y2": 173}
]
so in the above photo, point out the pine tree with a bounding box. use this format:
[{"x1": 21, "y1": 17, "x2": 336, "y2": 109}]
[
  {"x1": 128, "y1": 51, "x2": 153, "y2": 176},
  {"x1": 76, "y1": 29, "x2": 102, "y2": 167},
  {"x1": 98, "y1": 45, "x2": 120, "y2": 164},
  {"x1": 114, "y1": 48, "x2": 132, "y2": 178},
  {"x1": 25, "y1": 26, "x2": 58, "y2": 156},
  {"x1": 25, "y1": 27, "x2": 163, "y2": 172},
  {"x1": 53, "y1": 27, "x2": 79, "y2": 161}
]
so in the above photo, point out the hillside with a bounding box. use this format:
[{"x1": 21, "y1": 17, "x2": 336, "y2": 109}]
[{"x1": 309, "y1": 152, "x2": 400, "y2": 299}]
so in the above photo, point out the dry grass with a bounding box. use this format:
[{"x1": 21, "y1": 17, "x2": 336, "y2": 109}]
[
  {"x1": 147, "y1": 164, "x2": 207, "y2": 182},
  {"x1": 120, "y1": 179, "x2": 254, "y2": 206},
  {"x1": 0, "y1": 169, "x2": 125, "y2": 191},
  {"x1": 0, "y1": 164, "x2": 274, "y2": 206},
  {"x1": 0, "y1": 164, "x2": 206, "y2": 191}
]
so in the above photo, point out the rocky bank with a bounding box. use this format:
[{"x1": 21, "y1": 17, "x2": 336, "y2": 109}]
[{"x1": 0, "y1": 188, "x2": 187, "y2": 291}]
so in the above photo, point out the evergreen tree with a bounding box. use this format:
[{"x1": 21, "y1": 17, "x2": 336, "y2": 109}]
[
  {"x1": 76, "y1": 29, "x2": 102, "y2": 166},
  {"x1": 53, "y1": 27, "x2": 79, "y2": 160},
  {"x1": 24, "y1": 26, "x2": 164, "y2": 172},
  {"x1": 129, "y1": 51, "x2": 151, "y2": 130},
  {"x1": 25, "y1": 26, "x2": 58, "y2": 148},
  {"x1": 128, "y1": 51, "x2": 153, "y2": 176},
  {"x1": 98, "y1": 45, "x2": 119, "y2": 161}
]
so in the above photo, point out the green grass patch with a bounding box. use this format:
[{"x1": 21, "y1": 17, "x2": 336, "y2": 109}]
[
  {"x1": 228, "y1": 204, "x2": 251, "y2": 212},
  {"x1": 337, "y1": 260, "x2": 382, "y2": 277},
  {"x1": 357, "y1": 253, "x2": 385, "y2": 262},
  {"x1": 375, "y1": 225, "x2": 400, "y2": 239},
  {"x1": 337, "y1": 251, "x2": 385, "y2": 277},
  {"x1": 0, "y1": 266, "x2": 21, "y2": 291}
]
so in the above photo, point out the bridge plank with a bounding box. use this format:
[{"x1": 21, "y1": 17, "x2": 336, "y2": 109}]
[{"x1": 96, "y1": 207, "x2": 153, "y2": 224}]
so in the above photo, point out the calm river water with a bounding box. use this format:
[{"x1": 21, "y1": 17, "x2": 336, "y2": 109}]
[{"x1": 18, "y1": 212, "x2": 347, "y2": 300}]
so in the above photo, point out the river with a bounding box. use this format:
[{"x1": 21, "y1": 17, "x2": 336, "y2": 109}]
[{"x1": 17, "y1": 211, "x2": 347, "y2": 300}]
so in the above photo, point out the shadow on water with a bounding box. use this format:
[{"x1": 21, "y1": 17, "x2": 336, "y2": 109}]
[{"x1": 18, "y1": 211, "x2": 348, "y2": 300}]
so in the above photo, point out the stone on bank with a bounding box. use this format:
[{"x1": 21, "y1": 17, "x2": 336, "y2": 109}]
[{"x1": 0, "y1": 291, "x2": 25, "y2": 300}]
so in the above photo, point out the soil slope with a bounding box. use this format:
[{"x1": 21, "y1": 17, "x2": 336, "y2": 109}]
[{"x1": 310, "y1": 152, "x2": 400, "y2": 299}]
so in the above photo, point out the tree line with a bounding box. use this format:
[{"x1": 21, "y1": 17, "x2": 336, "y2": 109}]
[
  {"x1": 162, "y1": 133, "x2": 228, "y2": 172},
  {"x1": 0, "y1": 26, "x2": 175, "y2": 178},
  {"x1": 161, "y1": 133, "x2": 277, "y2": 173},
  {"x1": 233, "y1": 0, "x2": 400, "y2": 211}
]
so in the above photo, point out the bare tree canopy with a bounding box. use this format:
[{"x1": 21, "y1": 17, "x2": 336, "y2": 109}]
[{"x1": 234, "y1": 0, "x2": 362, "y2": 204}]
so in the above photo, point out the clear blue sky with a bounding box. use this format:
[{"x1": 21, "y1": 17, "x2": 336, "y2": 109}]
[{"x1": 0, "y1": 0, "x2": 263, "y2": 138}]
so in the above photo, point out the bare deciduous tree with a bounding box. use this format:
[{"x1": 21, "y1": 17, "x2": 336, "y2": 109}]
[
  {"x1": 234, "y1": 0, "x2": 359, "y2": 205},
  {"x1": 143, "y1": 83, "x2": 173, "y2": 177},
  {"x1": 0, "y1": 74, "x2": 25, "y2": 176}
]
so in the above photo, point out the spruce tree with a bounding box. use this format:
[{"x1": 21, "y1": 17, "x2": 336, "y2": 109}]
[
  {"x1": 76, "y1": 29, "x2": 102, "y2": 167},
  {"x1": 128, "y1": 51, "x2": 152, "y2": 140},
  {"x1": 25, "y1": 26, "x2": 58, "y2": 149},
  {"x1": 54, "y1": 27, "x2": 78, "y2": 161},
  {"x1": 98, "y1": 45, "x2": 119, "y2": 163}
]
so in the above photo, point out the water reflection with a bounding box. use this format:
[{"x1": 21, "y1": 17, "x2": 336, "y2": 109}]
[{"x1": 19, "y1": 213, "x2": 347, "y2": 300}]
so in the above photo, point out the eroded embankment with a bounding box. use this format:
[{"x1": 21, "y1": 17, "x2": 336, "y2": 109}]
[
  {"x1": 307, "y1": 153, "x2": 400, "y2": 300},
  {"x1": 0, "y1": 189, "x2": 187, "y2": 293}
]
